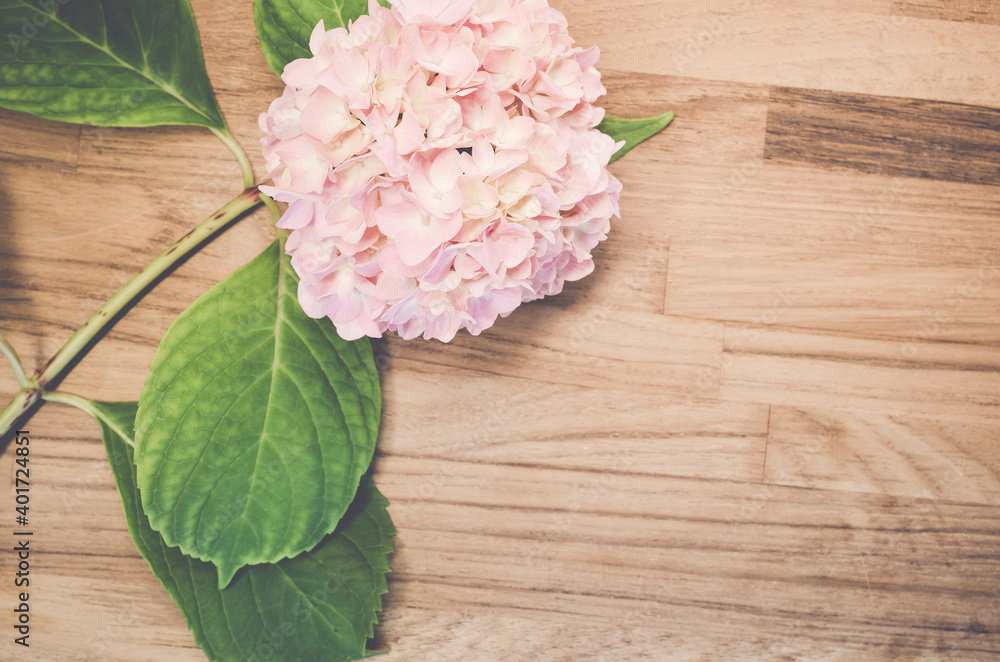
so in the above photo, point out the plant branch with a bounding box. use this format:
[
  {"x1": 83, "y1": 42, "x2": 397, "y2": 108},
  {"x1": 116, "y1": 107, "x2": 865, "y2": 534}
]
[
  {"x1": 0, "y1": 187, "x2": 264, "y2": 443},
  {"x1": 0, "y1": 387, "x2": 36, "y2": 440}
]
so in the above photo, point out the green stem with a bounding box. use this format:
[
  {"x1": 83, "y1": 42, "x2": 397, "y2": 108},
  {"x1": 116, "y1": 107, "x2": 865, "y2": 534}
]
[
  {"x1": 0, "y1": 187, "x2": 263, "y2": 442},
  {"x1": 39, "y1": 188, "x2": 263, "y2": 386},
  {"x1": 208, "y1": 124, "x2": 279, "y2": 223},
  {"x1": 0, "y1": 333, "x2": 28, "y2": 388},
  {"x1": 42, "y1": 391, "x2": 135, "y2": 447},
  {"x1": 211, "y1": 127, "x2": 256, "y2": 190},
  {"x1": 262, "y1": 191, "x2": 282, "y2": 223},
  {"x1": 0, "y1": 387, "x2": 36, "y2": 439}
]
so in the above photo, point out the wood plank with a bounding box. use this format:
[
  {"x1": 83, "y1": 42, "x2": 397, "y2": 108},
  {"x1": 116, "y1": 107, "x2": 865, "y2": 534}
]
[
  {"x1": 187, "y1": 0, "x2": 285, "y2": 166},
  {"x1": 556, "y1": 0, "x2": 1000, "y2": 107},
  {"x1": 375, "y1": 599, "x2": 998, "y2": 662},
  {"x1": 7, "y1": 410, "x2": 999, "y2": 660},
  {"x1": 765, "y1": 407, "x2": 1000, "y2": 505},
  {"x1": 30, "y1": 575, "x2": 202, "y2": 661},
  {"x1": 653, "y1": 155, "x2": 1000, "y2": 342},
  {"x1": 718, "y1": 324, "x2": 1000, "y2": 417},
  {"x1": 765, "y1": 87, "x2": 1000, "y2": 186},
  {"x1": 0, "y1": 109, "x2": 79, "y2": 169},
  {"x1": 550, "y1": 211, "x2": 670, "y2": 315},
  {"x1": 600, "y1": 70, "x2": 770, "y2": 170},
  {"x1": 777, "y1": 0, "x2": 893, "y2": 12},
  {"x1": 564, "y1": 71, "x2": 770, "y2": 316},
  {"x1": 376, "y1": 456, "x2": 1000, "y2": 659},
  {"x1": 893, "y1": 0, "x2": 1000, "y2": 25},
  {"x1": 632, "y1": 78, "x2": 1000, "y2": 342},
  {"x1": 380, "y1": 308, "x2": 725, "y2": 398},
  {"x1": 380, "y1": 371, "x2": 769, "y2": 482}
]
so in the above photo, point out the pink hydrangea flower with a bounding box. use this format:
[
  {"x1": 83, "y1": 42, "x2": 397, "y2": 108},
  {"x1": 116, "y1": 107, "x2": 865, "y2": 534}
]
[{"x1": 260, "y1": 0, "x2": 622, "y2": 342}]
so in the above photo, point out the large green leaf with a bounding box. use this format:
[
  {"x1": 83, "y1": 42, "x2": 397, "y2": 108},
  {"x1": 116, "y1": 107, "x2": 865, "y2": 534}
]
[
  {"x1": 94, "y1": 401, "x2": 393, "y2": 662},
  {"x1": 0, "y1": 0, "x2": 224, "y2": 129},
  {"x1": 597, "y1": 111, "x2": 675, "y2": 163},
  {"x1": 253, "y1": 0, "x2": 388, "y2": 77},
  {"x1": 135, "y1": 240, "x2": 381, "y2": 588}
]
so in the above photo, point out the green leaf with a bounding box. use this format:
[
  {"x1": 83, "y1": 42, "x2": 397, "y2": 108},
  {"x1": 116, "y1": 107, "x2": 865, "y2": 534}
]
[
  {"x1": 0, "y1": 0, "x2": 224, "y2": 129},
  {"x1": 253, "y1": 0, "x2": 389, "y2": 77},
  {"x1": 597, "y1": 111, "x2": 675, "y2": 163},
  {"x1": 93, "y1": 401, "x2": 394, "y2": 662},
  {"x1": 135, "y1": 240, "x2": 382, "y2": 588}
]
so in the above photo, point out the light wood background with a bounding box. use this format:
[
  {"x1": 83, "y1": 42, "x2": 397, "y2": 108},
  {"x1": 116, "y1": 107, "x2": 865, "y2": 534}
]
[{"x1": 1, "y1": 0, "x2": 998, "y2": 660}]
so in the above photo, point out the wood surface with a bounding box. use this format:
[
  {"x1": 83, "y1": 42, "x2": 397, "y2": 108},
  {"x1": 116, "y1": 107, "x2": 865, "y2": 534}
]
[{"x1": 1, "y1": 0, "x2": 998, "y2": 660}]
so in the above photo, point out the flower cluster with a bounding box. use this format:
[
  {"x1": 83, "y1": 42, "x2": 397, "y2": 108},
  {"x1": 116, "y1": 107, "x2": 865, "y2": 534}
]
[{"x1": 260, "y1": 0, "x2": 622, "y2": 341}]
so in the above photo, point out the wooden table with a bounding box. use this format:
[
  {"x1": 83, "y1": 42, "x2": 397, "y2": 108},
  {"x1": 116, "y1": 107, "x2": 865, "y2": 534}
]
[{"x1": 1, "y1": 1, "x2": 998, "y2": 659}]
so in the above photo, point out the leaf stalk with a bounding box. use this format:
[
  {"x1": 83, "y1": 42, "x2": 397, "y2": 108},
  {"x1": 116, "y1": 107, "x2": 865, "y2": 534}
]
[
  {"x1": 211, "y1": 128, "x2": 257, "y2": 190},
  {"x1": 0, "y1": 333, "x2": 29, "y2": 388}
]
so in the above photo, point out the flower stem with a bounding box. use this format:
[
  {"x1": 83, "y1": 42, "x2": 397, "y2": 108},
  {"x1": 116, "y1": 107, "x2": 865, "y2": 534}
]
[
  {"x1": 262, "y1": 191, "x2": 282, "y2": 223},
  {"x1": 208, "y1": 124, "x2": 279, "y2": 222},
  {"x1": 211, "y1": 127, "x2": 256, "y2": 190},
  {"x1": 0, "y1": 187, "x2": 263, "y2": 442}
]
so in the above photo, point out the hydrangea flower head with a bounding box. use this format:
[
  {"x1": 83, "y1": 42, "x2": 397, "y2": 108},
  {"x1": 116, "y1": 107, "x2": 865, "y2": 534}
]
[{"x1": 260, "y1": 0, "x2": 622, "y2": 342}]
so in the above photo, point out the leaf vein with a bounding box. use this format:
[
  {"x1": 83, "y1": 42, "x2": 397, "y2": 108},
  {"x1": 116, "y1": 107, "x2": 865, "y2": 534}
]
[{"x1": 9, "y1": 0, "x2": 220, "y2": 127}]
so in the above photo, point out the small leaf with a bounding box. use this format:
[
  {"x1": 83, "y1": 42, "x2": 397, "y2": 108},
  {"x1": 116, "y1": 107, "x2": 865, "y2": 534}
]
[
  {"x1": 0, "y1": 0, "x2": 225, "y2": 129},
  {"x1": 597, "y1": 111, "x2": 675, "y2": 163},
  {"x1": 94, "y1": 401, "x2": 394, "y2": 662},
  {"x1": 135, "y1": 240, "x2": 381, "y2": 588},
  {"x1": 254, "y1": 0, "x2": 388, "y2": 77}
]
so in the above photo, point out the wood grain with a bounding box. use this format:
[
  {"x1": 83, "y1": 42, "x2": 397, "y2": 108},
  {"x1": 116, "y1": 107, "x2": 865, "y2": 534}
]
[
  {"x1": 0, "y1": 111, "x2": 79, "y2": 169},
  {"x1": 765, "y1": 87, "x2": 1000, "y2": 186},
  {"x1": 379, "y1": 370, "x2": 770, "y2": 482},
  {"x1": 765, "y1": 407, "x2": 1000, "y2": 504},
  {"x1": 378, "y1": 457, "x2": 1000, "y2": 659},
  {"x1": 719, "y1": 324, "x2": 1000, "y2": 417},
  {"x1": 661, "y1": 162, "x2": 1000, "y2": 342},
  {"x1": 558, "y1": 0, "x2": 1000, "y2": 107},
  {"x1": 893, "y1": 0, "x2": 1000, "y2": 25},
  {"x1": 1, "y1": 0, "x2": 999, "y2": 660}
]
